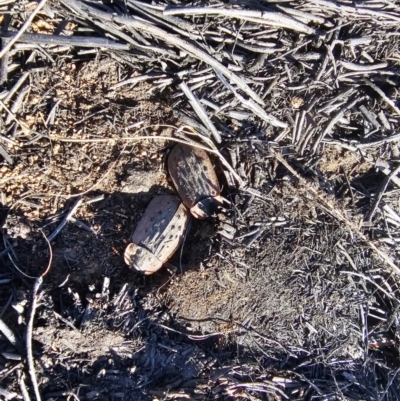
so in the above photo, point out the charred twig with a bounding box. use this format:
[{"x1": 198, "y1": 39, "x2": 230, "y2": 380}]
[
  {"x1": 276, "y1": 4, "x2": 333, "y2": 27},
  {"x1": 0, "y1": 0, "x2": 48, "y2": 60},
  {"x1": 128, "y1": 0, "x2": 200, "y2": 40},
  {"x1": 359, "y1": 105, "x2": 381, "y2": 130},
  {"x1": 0, "y1": 318, "x2": 22, "y2": 352},
  {"x1": 378, "y1": 368, "x2": 400, "y2": 401},
  {"x1": 308, "y1": 0, "x2": 400, "y2": 24},
  {"x1": 178, "y1": 80, "x2": 221, "y2": 143},
  {"x1": 0, "y1": 386, "x2": 17, "y2": 400},
  {"x1": 0, "y1": 11, "x2": 11, "y2": 84},
  {"x1": 26, "y1": 234, "x2": 52, "y2": 401},
  {"x1": 84, "y1": 194, "x2": 105, "y2": 204},
  {"x1": 5, "y1": 86, "x2": 29, "y2": 125},
  {"x1": 340, "y1": 271, "x2": 396, "y2": 301},
  {"x1": 0, "y1": 32, "x2": 131, "y2": 50},
  {"x1": 3, "y1": 71, "x2": 30, "y2": 104},
  {"x1": 325, "y1": 133, "x2": 400, "y2": 151},
  {"x1": 174, "y1": 111, "x2": 212, "y2": 137},
  {"x1": 157, "y1": 322, "x2": 240, "y2": 340},
  {"x1": 163, "y1": 6, "x2": 316, "y2": 34},
  {"x1": 111, "y1": 73, "x2": 167, "y2": 89},
  {"x1": 340, "y1": 61, "x2": 388, "y2": 71},
  {"x1": 47, "y1": 197, "x2": 83, "y2": 241},
  {"x1": 313, "y1": 97, "x2": 362, "y2": 152},
  {"x1": 213, "y1": 68, "x2": 288, "y2": 129},
  {"x1": 363, "y1": 79, "x2": 400, "y2": 117},
  {"x1": 26, "y1": 277, "x2": 42, "y2": 401},
  {"x1": 367, "y1": 165, "x2": 400, "y2": 221},
  {"x1": 18, "y1": 370, "x2": 31, "y2": 401}
]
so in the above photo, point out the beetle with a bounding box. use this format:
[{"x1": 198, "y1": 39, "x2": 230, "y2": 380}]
[
  {"x1": 168, "y1": 143, "x2": 224, "y2": 219},
  {"x1": 124, "y1": 195, "x2": 190, "y2": 274}
]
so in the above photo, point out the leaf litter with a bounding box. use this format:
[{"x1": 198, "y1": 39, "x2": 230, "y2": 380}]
[{"x1": 0, "y1": 0, "x2": 400, "y2": 400}]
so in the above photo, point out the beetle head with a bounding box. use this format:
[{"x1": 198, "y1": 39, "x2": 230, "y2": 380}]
[{"x1": 190, "y1": 195, "x2": 224, "y2": 219}]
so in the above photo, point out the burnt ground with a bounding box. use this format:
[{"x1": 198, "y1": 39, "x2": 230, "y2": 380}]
[{"x1": 1, "y1": 1, "x2": 400, "y2": 400}]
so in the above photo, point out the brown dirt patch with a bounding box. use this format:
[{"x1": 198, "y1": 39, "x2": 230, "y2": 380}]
[{"x1": 318, "y1": 147, "x2": 370, "y2": 175}]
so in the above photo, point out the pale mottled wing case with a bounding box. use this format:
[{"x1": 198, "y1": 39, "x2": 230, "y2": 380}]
[
  {"x1": 124, "y1": 243, "x2": 163, "y2": 275},
  {"x1": 168, "y1": 144, "x2": 220, "y2": 209},
  {"x1": 132, "y1": 195, "x2": 180, "y2": 254},
  {"x1": 154, "y1": 202, "x2": 190, "y2": 263},
  {"x1": 131, "y1": 194, "x2": 190, "y2": 265}
]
